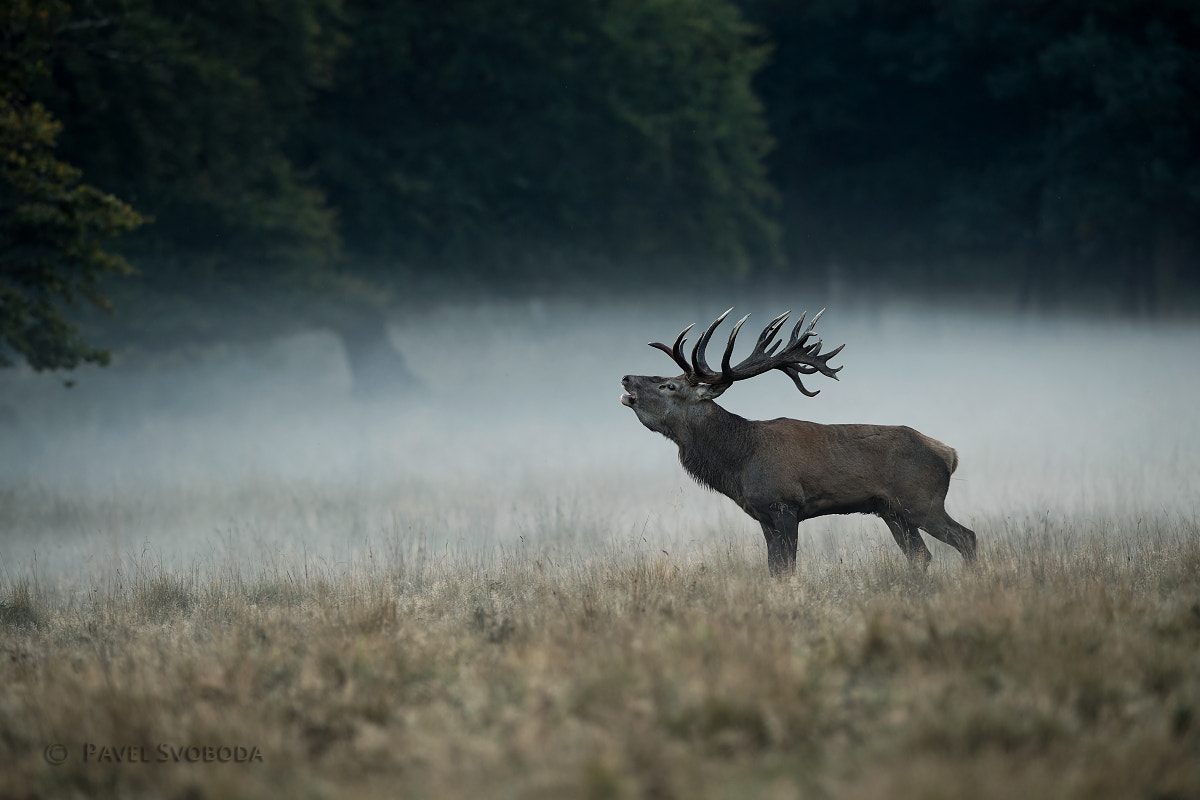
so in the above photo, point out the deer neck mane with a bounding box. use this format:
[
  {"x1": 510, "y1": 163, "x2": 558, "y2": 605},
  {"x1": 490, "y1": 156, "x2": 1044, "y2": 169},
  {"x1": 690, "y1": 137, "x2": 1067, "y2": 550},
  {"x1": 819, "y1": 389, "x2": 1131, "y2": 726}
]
[{"x1": 673, "y1": 401, "x2": 755, "y2": 498}]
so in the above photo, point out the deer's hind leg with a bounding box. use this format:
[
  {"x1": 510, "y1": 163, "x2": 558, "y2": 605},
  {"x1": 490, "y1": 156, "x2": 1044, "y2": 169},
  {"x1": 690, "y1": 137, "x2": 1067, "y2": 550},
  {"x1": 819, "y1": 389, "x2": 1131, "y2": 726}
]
[
  {"x1": 910, "y1": 506, "x2": 977, "y2": 564},
  {"x1": 883, "y1": 514, "x2": 932, "y2": 569}
]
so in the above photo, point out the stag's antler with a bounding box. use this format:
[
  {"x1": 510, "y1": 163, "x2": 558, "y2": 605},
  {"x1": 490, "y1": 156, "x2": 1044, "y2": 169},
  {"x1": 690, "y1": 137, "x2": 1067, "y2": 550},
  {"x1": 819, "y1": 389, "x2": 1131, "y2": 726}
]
[{"x1": 649, "y1": 308, "x2": 844, "y2": 396}]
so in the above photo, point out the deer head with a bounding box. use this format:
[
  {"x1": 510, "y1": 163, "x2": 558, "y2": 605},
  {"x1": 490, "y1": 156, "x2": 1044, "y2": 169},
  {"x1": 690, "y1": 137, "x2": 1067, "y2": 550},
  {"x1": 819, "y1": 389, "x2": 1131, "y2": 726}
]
[{"x1": 621, "y1": 308, "x2": 844, "y2": 439}]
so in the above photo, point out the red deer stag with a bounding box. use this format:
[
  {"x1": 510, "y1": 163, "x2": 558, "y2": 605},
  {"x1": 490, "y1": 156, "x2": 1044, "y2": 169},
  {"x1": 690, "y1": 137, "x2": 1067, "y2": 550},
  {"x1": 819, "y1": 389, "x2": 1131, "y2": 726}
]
[{"x1": 620, "y1": 308, "x2": 976, "y2": 575}]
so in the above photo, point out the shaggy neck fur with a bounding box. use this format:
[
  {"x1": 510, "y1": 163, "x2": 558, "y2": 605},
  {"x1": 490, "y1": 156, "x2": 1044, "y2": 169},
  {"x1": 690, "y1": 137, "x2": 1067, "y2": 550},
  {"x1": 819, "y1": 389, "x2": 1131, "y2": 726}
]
[{"x1": 669, "y1": 402, "x2": 756, "y2": 501}]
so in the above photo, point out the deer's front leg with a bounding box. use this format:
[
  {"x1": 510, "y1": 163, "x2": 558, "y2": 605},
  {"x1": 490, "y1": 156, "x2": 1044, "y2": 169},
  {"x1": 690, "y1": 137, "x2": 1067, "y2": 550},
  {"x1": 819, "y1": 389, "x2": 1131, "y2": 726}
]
[{"x1": 757, "y1": 504, "x2": 799, "y2": 577}]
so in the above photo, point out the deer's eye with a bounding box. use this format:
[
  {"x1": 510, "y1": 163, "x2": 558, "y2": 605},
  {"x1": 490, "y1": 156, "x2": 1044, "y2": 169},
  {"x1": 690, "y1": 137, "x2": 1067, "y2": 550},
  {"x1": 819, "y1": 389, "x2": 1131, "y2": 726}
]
[{"x1": 663, "y1": 382, "x2": 677, "y2": 391}]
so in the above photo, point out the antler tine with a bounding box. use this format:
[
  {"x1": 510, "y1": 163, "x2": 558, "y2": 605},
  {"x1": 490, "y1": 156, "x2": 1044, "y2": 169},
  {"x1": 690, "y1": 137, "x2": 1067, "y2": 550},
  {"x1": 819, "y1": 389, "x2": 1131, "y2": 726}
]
[
  {"x1": 647, "y1": 322, "x2": 695, "y2": 376},
  {"x1": 737, "y1": 310, "x2": 788, "y2": 361},
  {"x1": 755, "y1": 311, "x2": 791, "y2": 350},
  {"x1": 691, "y1": 308, "x2": 733, "y2": 379},
  {"x1": 805, "y1": 308, "x2": 826, "y2": 340},
  {"x1": 671, "y1": 323, "x2": 694, "y2": 370},
  {"x1": 790, "y1": 341, "x2": 844, "y2": 379},
  {"x1": 781, "y1": 366, "x2": 821, "y2": 397},
  {"x1": 821, "y1": 343, "x2": 845, "y2": 372},
  {"x1": 721, "y1": 314, "x2": 752, "y2": 379},
  {"x1": 787, "y1": 311, "x2": 808, "y2": 346}
]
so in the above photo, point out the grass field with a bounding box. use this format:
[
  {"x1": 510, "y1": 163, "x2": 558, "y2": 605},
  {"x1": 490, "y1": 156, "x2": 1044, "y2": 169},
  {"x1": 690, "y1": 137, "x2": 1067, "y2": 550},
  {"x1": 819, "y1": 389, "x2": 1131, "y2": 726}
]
[
  {"x1": 2, "y1": 298, "x2": 1199, "y2": 798},
  {"x1": 2, "y1": 512, "x2": 1198, "y2": 799}
]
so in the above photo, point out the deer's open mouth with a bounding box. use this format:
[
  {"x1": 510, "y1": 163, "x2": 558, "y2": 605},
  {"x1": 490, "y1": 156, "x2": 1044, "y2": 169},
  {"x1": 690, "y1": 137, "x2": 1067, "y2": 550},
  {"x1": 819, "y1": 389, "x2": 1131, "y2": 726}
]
[{"x1": 620, "y1": 392, "x2": 636, "y2": 407}]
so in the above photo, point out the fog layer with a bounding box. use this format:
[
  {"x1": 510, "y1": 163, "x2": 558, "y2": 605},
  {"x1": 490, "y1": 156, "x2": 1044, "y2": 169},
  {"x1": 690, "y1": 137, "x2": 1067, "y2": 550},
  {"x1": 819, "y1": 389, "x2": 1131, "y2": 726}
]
[{"x1": 3, "y1": 295, "x2": 1198, "y2": 584}]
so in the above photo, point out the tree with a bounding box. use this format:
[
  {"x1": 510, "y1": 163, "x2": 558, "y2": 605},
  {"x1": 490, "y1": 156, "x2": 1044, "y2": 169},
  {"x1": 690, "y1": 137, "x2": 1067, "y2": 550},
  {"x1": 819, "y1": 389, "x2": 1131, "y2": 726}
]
[
  {"x1": 47, "y1": 0, "x2": 343, "y2": 276},
  {"x1": 39, "y1": 0, "x2": 423, "y2": 395},
  {"x1": 1, "y1": 0, "x2": 146, "y2": 371},
  {"x1": 306, "y1": 0, "x2": 778, "y2": 284}
]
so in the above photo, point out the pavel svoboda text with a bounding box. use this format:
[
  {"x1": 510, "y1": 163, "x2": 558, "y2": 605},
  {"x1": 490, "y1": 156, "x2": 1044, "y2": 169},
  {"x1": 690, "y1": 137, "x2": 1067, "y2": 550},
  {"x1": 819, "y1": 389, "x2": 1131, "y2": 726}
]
[{"x1": 81, "y1": 744, "x2": 263, "y2": 763}]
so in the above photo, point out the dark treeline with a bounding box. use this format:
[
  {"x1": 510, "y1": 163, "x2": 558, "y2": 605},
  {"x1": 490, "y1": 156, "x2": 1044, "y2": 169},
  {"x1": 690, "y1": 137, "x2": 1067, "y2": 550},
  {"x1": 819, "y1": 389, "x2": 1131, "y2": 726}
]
[
  {"x1": 2, "y1": 0, "x2": 1198, "y2": 380},
  {"x1": 741, "y1": 0, "x2": 1200, "y2": 315}
]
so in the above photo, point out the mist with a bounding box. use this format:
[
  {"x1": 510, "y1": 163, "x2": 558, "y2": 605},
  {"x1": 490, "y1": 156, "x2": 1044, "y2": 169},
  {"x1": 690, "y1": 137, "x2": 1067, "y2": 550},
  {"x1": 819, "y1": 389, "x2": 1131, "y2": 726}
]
[{"x1": 3, "y1": 292, "x2": 1199, "y2": 587}]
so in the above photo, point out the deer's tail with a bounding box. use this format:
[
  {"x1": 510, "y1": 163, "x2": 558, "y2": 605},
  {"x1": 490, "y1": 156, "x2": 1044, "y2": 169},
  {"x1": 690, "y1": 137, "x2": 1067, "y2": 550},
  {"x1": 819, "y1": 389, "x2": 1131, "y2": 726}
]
[{"x1": 928, "y1": 438, "x2": 959, "y2": 475}]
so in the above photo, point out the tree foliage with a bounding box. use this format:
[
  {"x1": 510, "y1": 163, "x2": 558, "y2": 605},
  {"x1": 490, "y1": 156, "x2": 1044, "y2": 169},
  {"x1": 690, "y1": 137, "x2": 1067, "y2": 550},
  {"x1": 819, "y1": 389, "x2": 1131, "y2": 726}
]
[
  {"x1": 41, "y1": 0, "x2": 776, "y2": 289},
  {"x1": 1, "y1": 0, "x2": 145, "y2": 370},
  {"x1": 2, "y1": 0, "x2": 778, "y2": 379},
  {"x1": 47, "y1": 0, "x2": 343, "y2": 275},
  {"x1": 305, "y1": 0, "x2": 778, "y2": 281},
  {"x1": 2, "y1": 0, "x2": 776, "y2": 372}
]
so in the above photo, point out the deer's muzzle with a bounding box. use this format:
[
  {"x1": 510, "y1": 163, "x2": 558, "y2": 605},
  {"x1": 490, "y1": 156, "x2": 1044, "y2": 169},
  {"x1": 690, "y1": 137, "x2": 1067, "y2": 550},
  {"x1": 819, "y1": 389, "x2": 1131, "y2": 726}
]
[{"x1": 620, "y1": 376, "x2": 637, "y2": 406}]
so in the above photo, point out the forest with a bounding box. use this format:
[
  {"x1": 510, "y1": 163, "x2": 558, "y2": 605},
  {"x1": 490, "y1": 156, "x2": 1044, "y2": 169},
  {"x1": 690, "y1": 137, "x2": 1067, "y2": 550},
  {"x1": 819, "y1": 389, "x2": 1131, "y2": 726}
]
[{"x1": 2, "y1": 0, "x2": 1199, "y2": 375}]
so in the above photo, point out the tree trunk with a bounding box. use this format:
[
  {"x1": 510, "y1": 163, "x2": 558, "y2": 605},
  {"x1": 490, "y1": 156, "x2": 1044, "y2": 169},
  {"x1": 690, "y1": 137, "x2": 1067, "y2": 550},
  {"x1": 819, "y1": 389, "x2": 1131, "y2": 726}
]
[{"x1": 330, "y1": 309, "x2": 422, "y2": 400}]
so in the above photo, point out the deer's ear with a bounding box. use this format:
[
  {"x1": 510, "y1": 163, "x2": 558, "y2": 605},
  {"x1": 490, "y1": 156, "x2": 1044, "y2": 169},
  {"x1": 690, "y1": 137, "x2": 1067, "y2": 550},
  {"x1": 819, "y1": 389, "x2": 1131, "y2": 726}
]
[{"x1": 695, "y1": 383, "x2": 727, "y2": 400}]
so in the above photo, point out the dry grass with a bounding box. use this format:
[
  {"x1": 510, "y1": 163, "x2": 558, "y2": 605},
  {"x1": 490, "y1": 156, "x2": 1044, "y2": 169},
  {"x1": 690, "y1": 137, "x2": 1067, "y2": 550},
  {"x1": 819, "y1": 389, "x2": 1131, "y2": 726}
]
[{"x1": 2, "y1": 514, "x2": 1198, "y2": 800}]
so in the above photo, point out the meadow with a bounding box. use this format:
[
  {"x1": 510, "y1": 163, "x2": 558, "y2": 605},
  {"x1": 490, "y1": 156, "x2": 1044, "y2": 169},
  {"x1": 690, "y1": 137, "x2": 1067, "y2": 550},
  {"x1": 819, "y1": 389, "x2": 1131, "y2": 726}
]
[{"x1": 2, "y1": 295, "x2": 1199, "y2": 798}]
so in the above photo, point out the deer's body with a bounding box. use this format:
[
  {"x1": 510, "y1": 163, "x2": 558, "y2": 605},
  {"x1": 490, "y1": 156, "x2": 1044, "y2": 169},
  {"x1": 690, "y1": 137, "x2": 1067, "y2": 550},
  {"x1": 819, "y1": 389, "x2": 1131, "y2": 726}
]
[{"x1": 622, "y1": 308, "x2": 976, "y2": 575}]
